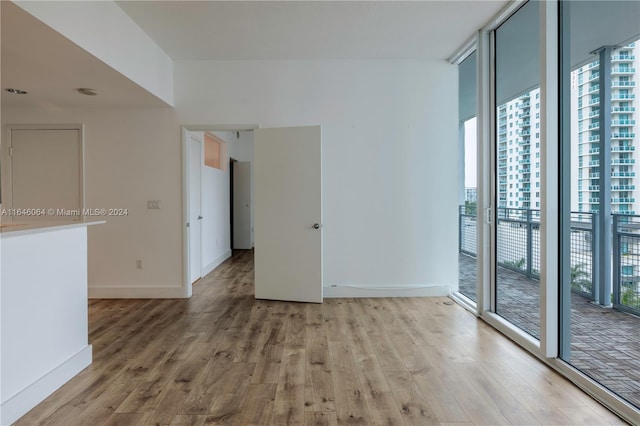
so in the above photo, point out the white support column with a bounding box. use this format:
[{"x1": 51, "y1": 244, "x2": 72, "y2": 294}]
[{"x1": 540, "y1": 0, "x2": 560, "y2": 359}]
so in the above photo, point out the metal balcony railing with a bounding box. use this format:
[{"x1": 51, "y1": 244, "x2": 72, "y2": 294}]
[{"x1": 459, "y1": 207, "x2": 640, "y2": 315}]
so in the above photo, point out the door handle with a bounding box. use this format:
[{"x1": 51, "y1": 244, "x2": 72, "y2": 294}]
[
  {"x1": 198, "y1": 216, "x2": 203, "y2": 220},
  {"x1": 312, "y1": 223, "x2": 321, "y2": 229}
]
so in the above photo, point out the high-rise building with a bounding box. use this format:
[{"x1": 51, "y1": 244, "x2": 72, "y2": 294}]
[
  {"x1": 573, "y1": 42, "x2": 640, "y2": 215},
  {"x1": 497, "y1": 89, "x2": 542, "y2": 210}
]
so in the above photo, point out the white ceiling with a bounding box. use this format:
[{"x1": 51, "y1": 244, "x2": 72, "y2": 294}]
[
  {"x1": 117, "y1": 1, "x2": 508, "y2": 60},
  {"x1": 1, "y1": 0, "x2": 509, "y2": 109},
  {"x1": 0, "y1": 2, "x2": 170, "y2": 109}
]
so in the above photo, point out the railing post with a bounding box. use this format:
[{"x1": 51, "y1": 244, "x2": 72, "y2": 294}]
[
  {"x1": 596, "y1": 46, "x2": 613, "y2": 307},
  {"x1": 527, "y1": 209, "x2": 533, "y2": 278},
  {"x1": 612, "y1": 214, "x2": 620, "y2": 306},
  {"x1": 592, "y1": 212, "x2": 599, "y2": 302},
  {"x1": 459, "y1": 206, "x2": 463, "y2": 254}
]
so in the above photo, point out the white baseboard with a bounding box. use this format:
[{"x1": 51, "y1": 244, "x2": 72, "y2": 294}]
[
  {"x1": 323, "y1": 284, "x2": 451, "y2": 298},
  {"x1": 88, "y1": 285, "x2": 187, "y2": 299},
  {"x1": 1, "y1": 345, "x2": 92, "y2": 426},
  {"x1": 203, "y1": 250, "x2": 232, "y2": 276}
]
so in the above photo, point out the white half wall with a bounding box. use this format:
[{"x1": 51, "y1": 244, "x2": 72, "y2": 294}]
[
  {"x1": 14, "y1": 0, "x2": 174, "y2": 106},
  {"x1": 175, "y1": 60, "x2": 459, "y2": 295},
  {"x1": 2, "y1": 107, "x2": 184, "y2": 298},
  {"x1": 1, "y1": 226, "x2": 92, "y2": 425}
]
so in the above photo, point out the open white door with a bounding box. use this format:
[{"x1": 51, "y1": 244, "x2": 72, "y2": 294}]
[
  {"x1": 188, "y1": 136, "x2": 202, "y2": 284},
  {"x1": 254, "y1": 126, "x2": 322, "y2": 303}
]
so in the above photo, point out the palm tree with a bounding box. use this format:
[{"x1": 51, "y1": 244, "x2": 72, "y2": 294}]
[{"x1": 571, "y1": 263, "x2": 591, "y2": 293}]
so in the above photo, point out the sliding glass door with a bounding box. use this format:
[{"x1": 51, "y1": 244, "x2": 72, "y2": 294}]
[
  {"x1": 560, "y1": 0, "x2": 640, "y2": 411},
  {"x1": 493, "y1": 0, "x2": 541, "y2": 339}
]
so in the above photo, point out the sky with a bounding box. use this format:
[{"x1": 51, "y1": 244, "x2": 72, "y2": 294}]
[{"x1": 464, "y1": 117, "x2": 477, "y2": 187}]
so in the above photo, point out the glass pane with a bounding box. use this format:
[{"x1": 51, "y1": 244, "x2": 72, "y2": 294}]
[
  {"x1": 562, "y1": 0, "x2": 640, "y2": 410},
  {"x1": 494, "y1": 0, "x2": 541, "y2": 338},
  {"x1": 459, "y1": 117, "x2": 478, "y2": 302},
  {"x1": 458, "y1": 51, "x2": 478, "y2": 303}
]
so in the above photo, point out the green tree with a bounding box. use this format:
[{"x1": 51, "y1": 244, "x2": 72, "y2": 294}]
[{"x1": 570, "y1": 263, "x2": 591, "y2": 293}]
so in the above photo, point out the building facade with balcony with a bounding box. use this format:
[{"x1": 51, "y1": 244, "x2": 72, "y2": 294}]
[
  {"x1": 574, "y1": 42, "x2": 640, "y2": 215},
  {"x1": 497, "y1": 89, "x2": 542, "y2": 210}
]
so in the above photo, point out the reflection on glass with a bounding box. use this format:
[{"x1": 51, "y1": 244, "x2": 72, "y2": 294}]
[
  {"x1": 458, "y1": 50, "x2": 478, "y2": 303},
  {"x1": 563, "y1": 16, "x2": 640, "y2": 409},
  {"x1": 459, "y1": 117, "x2": 478, "y2": 302},
  {"x1": 494, "y1": 0, "x2": 541, "y2": 338}
]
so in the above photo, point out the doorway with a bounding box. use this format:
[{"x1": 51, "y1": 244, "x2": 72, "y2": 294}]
[
  {"x1": 3, "y1": 125, "x2": 84, "y2": 223},
  {"x1": 181, "y1": 125, "x2": 256, "y2": 297}
]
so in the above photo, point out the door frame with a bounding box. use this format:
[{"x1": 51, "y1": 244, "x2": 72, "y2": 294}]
[
  {"x1": 181, "y1": 124, "x2": 258, "y2": 297},
  {"x1": 2, "y1": 124, "x2": 85, "y2": 214}
]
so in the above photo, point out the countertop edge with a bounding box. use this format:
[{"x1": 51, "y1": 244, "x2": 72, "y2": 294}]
[{"x1": 0, "y1": 220, "x2": 106, "y2": 237}]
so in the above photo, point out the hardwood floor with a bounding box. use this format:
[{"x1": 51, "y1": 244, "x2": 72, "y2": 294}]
[{"x1": 16, "y1": 250, "x2": 624, "y2": 425}]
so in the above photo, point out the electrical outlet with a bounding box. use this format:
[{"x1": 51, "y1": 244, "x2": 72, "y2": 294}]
[
  {"x1": 147, "y1": 200, "x2": 160, "y2": 210},
  {"x1": 136, "y1": 259, "x2": 143, "y2": 269}
]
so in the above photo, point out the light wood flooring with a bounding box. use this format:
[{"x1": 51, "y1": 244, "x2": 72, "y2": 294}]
[{"x1": 16, "y1": 250, "x2": 624, "y2": 425}]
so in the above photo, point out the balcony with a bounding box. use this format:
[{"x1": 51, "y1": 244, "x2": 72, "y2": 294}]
[
  {"x1": 588, "y1": 185, "x2": 600, "y2": 191},
  {"x1": 613, "y1": 171, "x2": 636, "y2": 177},
  {"x1": 612, "y1": 119, "x2": 637, "y2": 126},
  {"x1": 458, "y1": 208, "x2": 640, "y2": 409},
  {"x1": 612, "y1": 94, "x2": 636, "y2": 100},
  {"x1": 613, "y1": 106, "x2": 636, "y2": 113},
  {"x1": 612, "y1": 158, "x2": 636, "y2": 165},
  {"x1": 612, "y1": 185, "x2": 636, "y2": 191},
  {"x1": 612, "y1": 198, "x2": 636, "y2": 203},
  {"x1": 612, "y1": 54, "x2": 636, "y2": 61},
  {"x1": 587, "y1": 71, "x2": 600, "y2": 82},
  {"x1": 612, "y1": 133, "x2": 636, "y2": 139},
  {"x1": 589, "y1": 135, "x2": 600, "y2": 142},
  {"x1": 589, "y1": 97, "x2": 601, "y2": 106},
  {"x1": 587, "y1": 60, "x2": 600, "y2": 70},
  {"x1": 612, "y1": 67, "x2": 636, "y2": 74},
  {"x1": 613, "y1": 81, "x2": 636, "y2": 87}
]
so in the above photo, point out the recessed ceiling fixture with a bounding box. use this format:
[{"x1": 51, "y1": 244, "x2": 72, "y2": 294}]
[
  {"x1": 5, "y1": 88, "x2": 28, "y2": 95},
  {"x1": 77, "y1": 88, "x2": 97, "y2": 96}
]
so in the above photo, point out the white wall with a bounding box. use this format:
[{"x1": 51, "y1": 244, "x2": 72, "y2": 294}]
[
  {"x1": 190, "y1": 131, "x2": 232, "y2": 275},
  {"x1": 2, "y1": 107, "x2": 184, "y2": 298},
  {"x1": 175, "y1": 60, "x2": 459, "y2": 296}
]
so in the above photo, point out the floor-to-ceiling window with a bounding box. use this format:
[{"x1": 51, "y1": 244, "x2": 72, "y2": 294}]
[
  {"x1": 458, "y1": 51, "x2": 478, "y2": 304},
  {"x1": 450, "y1": 1, "x2": 640, "y2": 420},
  {"x1": 494, "y1": 0, "x2": 541, "y2": 339},
  {"x1": 560, "y1": 0, "x2": 640, "y2": 412}
]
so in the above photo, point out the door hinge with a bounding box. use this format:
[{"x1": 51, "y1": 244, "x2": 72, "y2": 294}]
[{"x1": 9, "y1": 146, "x2": 13, "y2": 157}]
